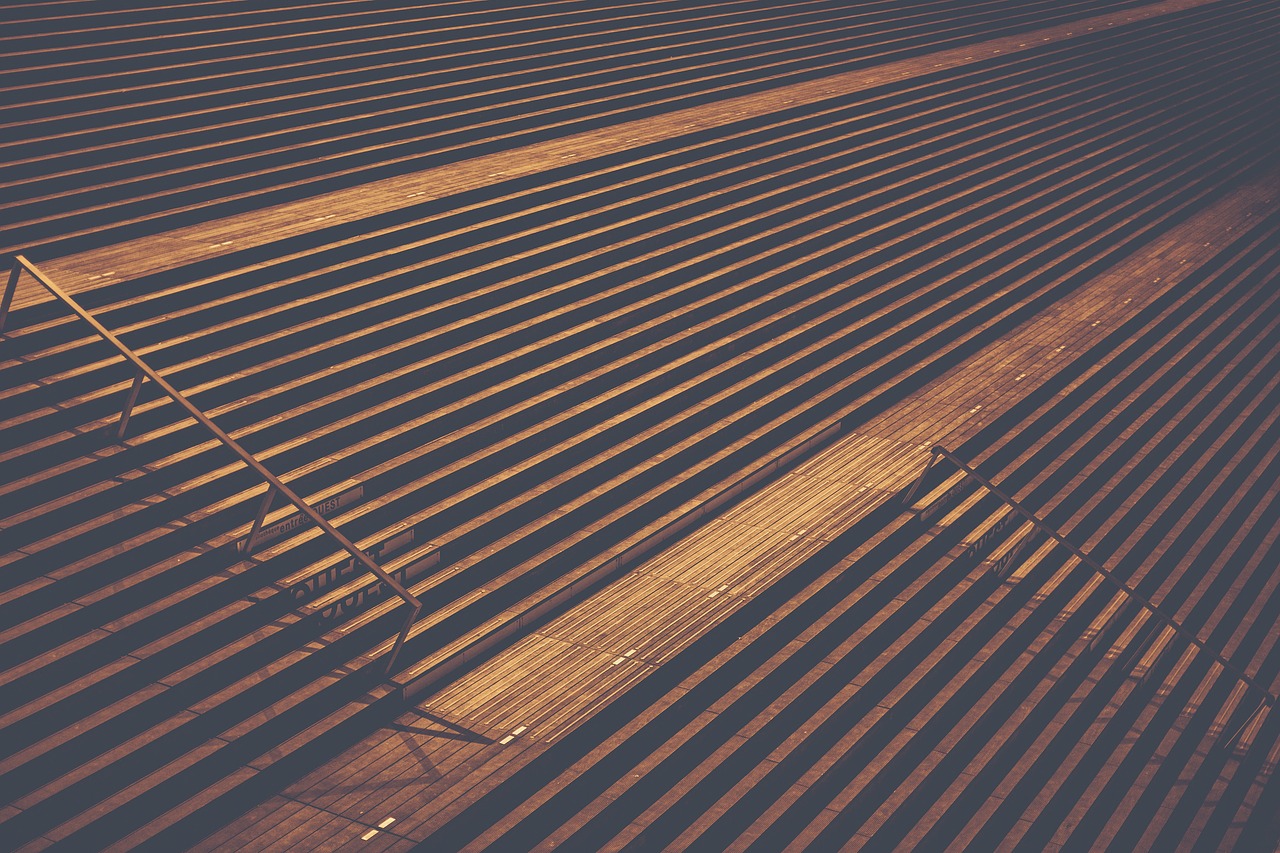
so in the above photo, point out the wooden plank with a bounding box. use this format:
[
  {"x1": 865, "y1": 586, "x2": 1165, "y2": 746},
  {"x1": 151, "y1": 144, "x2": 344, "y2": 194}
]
[
  {"x1": 105, "y1": 765, "x2": 259, "y2": 853},
  {"x1": 245, "y1": 682, "x2": 397, "y2": 772},
  {"x1": 0, "y1": 648, "x2": 135, "y2": 731},
  {"x1": 0, "y1": 675, "x2": 163, "y2": 775},
  {"x1": 189, "y1": 795, "x2": 309, "y2": 852},
  {"x1": 18, "y1": 712, "x2": 204, "y2": 818}
]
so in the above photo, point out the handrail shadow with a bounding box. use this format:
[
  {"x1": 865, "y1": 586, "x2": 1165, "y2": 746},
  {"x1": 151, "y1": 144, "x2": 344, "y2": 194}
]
[{"x1": 904, "y1": 444, "x2": 1275, "y2": 747}]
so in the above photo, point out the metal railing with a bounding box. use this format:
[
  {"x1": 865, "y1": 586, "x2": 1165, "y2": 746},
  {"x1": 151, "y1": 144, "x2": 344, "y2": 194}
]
[
  {"x1": 2, "y1": 255, "x2": 423, "y2": 674},
  {"x1": 905, "y1": 444, "x2": 1275, "y2": 746}
]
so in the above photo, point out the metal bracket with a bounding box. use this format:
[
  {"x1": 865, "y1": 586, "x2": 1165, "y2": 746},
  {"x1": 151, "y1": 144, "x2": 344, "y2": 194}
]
[
  {"x1": 901, "y1": 448, "x2": 943, "y2": 508},
  {"x1": 0, "y1": 264, "x2": 21, "y2": 334},
  {"x1": 114, "y1": 370, "x2": 146, "y2": 442},
  {"x1": 243, "y1": 485, "x2": 278, "y2": 556}
]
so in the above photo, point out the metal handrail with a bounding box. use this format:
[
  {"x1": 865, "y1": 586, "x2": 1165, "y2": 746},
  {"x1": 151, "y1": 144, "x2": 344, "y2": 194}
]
[
  {"x1": 905, "y1": 445, "x2": 1276, "y2": 732},
  {"x1": 2, "y1": 255, "x2": 423, "y2": 675}
]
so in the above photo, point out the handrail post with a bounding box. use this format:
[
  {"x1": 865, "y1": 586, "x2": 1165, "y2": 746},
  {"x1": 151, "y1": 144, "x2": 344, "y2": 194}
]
[
  {"x1": 244, "y1": 485, "x2": 278, "y2": 556},
  {"x1": 115, "y1": 370, "x2": 147, "y2": 442},
  {"x1": 389, "y1": 601, "x2": 422, "y2": 676},
  {"x1": 0, "y1": 263, "x2": 20, "y2": 334}
]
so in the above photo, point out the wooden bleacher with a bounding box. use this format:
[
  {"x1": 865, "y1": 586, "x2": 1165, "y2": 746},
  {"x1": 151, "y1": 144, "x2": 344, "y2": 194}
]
[
  {"x1": 2, "y1": 0, "x2": 1162, "y2": 261},
  {"x1": 383, "y1": 185, "x2": 1280, "y2": 853},
  {"x1": 2, "y1": 0, "x2": 1278, "y2": 850}
]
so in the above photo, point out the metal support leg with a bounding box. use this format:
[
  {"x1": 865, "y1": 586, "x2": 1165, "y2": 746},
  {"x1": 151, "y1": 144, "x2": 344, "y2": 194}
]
[
  {"x1": 901, "y1": 449, "x2": 940, "y2": 508},
  {"x1": 114, "y1": 370, "x2": 146, "y2": 442},
  {"x1": 387, "y1": 600, "x2": 423, "y2": 676},
  {"x1": 0, "y1": 264, "x2": 20, "y2": 334},
  {"x1": 244, "y1": 486, "x2": 278, "y2": 556}
]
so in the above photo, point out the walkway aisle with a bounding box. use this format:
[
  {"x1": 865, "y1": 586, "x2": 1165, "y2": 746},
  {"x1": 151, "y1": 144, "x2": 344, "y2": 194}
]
[
  {"x1": 195, "y1": 159, "x2": 1280, "y2": 852},
  {"x1": 12, "y1": 0, "x2": 1217, "y2": 313}
]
